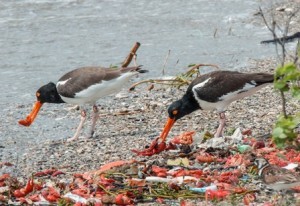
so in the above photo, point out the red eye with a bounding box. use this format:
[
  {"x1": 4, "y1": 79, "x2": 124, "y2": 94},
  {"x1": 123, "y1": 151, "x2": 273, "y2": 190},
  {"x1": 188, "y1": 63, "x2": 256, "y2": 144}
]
[{"x1": 172, "y1": 110, "x2": 178, "y2": 115}]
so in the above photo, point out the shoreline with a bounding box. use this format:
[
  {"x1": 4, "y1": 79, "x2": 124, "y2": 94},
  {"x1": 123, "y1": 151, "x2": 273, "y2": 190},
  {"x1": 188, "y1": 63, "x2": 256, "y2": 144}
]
[{"x1": 2, "y1": 56, "x2": 299, "y2": 178}]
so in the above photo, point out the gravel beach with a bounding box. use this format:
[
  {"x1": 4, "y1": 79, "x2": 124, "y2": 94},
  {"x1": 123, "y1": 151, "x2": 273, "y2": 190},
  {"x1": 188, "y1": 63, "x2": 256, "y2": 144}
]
[{"x1": 2, "y1": 55, "x2": 299, "y2": 177}]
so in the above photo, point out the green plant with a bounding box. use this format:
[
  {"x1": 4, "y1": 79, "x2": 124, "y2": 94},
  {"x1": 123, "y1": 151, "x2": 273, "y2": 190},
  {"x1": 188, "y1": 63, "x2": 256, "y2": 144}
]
[
  {"x1": 273, "y1": 113, "x2": 300, "y2": 147},
  {"x1": 272, "y1": 60, "x2": 300, "y2": 147},
  {"x1": 260, "y1": 6, "x2": 300, "y2": 147}
]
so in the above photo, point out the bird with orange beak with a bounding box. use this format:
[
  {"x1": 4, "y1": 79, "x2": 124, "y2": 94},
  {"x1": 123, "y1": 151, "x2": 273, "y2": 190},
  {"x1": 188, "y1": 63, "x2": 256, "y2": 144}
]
[
  {"x1": 19, "y1": 66, "x2": 147, "y2": 141},
  {"x1": 134, "y1": 70, "x2": 273, "y2": 156}
]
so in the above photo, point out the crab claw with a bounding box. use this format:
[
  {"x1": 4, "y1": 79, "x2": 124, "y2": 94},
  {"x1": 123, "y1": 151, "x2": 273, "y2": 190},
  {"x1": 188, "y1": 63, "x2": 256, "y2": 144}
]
[
  {"x1": 131, "y1": 137, "x2": 163, "y2": 156},
  {"x1": 132, "y1": 137, "x2": 176, "y2": 156},
  {"x1": 132, "y1": 117, "x2": 177, "y2": 156}
]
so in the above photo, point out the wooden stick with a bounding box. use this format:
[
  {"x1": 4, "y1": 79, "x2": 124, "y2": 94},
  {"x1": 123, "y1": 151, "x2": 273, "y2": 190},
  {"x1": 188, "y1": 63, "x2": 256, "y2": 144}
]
[
  {"x1": 129, "y1": 63, "x2": 219, "y2": 90},
  {"x1": 129, "y1": 79, "x2": 184, "y2": 91},
  {"x1": 162, "y1": 49, "x2": 171, "y2": 75},
  {"x1": 186, "y1": 63, "x2": 219, "y2": 73},
  {"x1": 122, "y1": 42, "x2": 141, "y2": 67}
]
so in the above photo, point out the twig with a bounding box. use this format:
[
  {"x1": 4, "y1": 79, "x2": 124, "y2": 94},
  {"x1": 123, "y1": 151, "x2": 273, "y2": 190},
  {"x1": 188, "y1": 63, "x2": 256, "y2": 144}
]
[
  {"x1": 122, "y1": 42, "x2": 141, "y2": 67},
  {"x1": 186, "y1": 64, "x2": 219, "y2": 74},
  {"x1": 294, "y1": 40, "x2": 300, "y2": 65},
  {"x1": 259, "y1": 7, "x2": 281, "y2": 63},
  {"x1": 258, "y1": 6, "x2": 300, "y2": 118},
  {"x1": 98, "y1": 184, "x2": 115, "y2": 196},
  {"x1": 214, "y1": 28, "x2": 218, "y2": 38},
  {"x1": 162, "y1": 50, "x2": 171, "y2": 75},
  {"x1": 129, "y1": 63, "x2": 219, "y2": 90},
  {"x1": 280, "y1": 91, "x2": 287, "y2": 118},
  {"x1": 129, "y1": 79, "x2": 185, "y2": 91}
]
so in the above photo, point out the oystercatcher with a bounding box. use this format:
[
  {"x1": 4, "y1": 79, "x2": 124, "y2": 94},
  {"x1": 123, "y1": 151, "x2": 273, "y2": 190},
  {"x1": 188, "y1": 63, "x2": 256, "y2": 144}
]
[
  {"x1": 19, "y1": 66, "x2": 147, "y2": 141},
  {"x1": 161, "y1": 70, "x2": 274, "y2": 141}
]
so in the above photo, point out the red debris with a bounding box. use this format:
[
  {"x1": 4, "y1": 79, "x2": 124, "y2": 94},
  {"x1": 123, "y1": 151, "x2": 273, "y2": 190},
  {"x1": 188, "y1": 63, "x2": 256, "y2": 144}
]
[
  {"x1": 13, "y1": 178, "x2": 34, "y2": 198},
  {"x1": 132, "y1": 137, "x2": 176, "y2": 156},
  {"x1": 34, "y1": 169, "x2": 58, "y2": 177},
  {"x1": 196, "y1": 152, "x2": 215, "y2": 163},
  {"x1": 41, "y1": 186, "x2": 61, "y2": 203},
  {"x1": 171, "y1": 131, "x2": 195, "y2": 145},
  {"x1": 152, "y1": 165, "x2": 168, "y2": 177},
  {"x1": 205, "y1": 189, "x2": 229, "y2": 200}
]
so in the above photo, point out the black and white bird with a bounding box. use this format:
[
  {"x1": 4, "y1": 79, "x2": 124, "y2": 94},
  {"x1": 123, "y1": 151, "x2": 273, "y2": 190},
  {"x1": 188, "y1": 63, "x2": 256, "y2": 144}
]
[
  {"x1": 160, "y1": 70, "x2": 274, "y2": 141},
  {"x1": 19, "y1": 66, "x2": 147, "y2": 141},
  {"x1": 254, "y1": 157, "x2": 300, "y2": 191}
]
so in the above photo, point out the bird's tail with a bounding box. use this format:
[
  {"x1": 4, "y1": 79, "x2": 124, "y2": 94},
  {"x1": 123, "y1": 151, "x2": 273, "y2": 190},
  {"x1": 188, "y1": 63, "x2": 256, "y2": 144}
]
[
  {"x1": 251, "y1": 73, "x2": 274, "y2": 85},
  {"x1": 121, "y1": 66, "x2": 148, "y2": 74}
]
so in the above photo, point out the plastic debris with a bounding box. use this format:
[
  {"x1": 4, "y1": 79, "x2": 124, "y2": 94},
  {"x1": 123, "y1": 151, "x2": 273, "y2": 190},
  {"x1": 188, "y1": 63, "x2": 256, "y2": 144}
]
[
  {"x1": 167, "y1": 157, "x2": 190, "y2": 166},
  {"x1": 230, "y1": 128, "x2": 243, "y2": 143},
  {"x1": 237, "y1": 144, "x2": 252, "y2": 153},
  {"x1": 283, "y1": 163, "x2": 298, "y2": 170},
  {"x1": 64, "y1": 192, "x2": 87, "y2": 204},
  {"x1": 189, "y1": 184, "x2": 217, "y2": 193}
]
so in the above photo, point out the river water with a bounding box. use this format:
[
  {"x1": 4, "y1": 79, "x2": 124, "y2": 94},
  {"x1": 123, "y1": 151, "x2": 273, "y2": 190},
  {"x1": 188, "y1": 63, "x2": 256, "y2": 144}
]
[{"x1": 0, "y1": 0, "x2": 281, "y2": 151}]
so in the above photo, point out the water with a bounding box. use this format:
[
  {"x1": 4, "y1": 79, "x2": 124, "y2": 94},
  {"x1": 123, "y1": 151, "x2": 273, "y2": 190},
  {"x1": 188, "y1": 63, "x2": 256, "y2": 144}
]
[
  {"x1": 0, "y1": 0, "x2": 281, "y2": 152},
  {"x1": 0, "y1": 0, "x2": 278, "y2": 106}
]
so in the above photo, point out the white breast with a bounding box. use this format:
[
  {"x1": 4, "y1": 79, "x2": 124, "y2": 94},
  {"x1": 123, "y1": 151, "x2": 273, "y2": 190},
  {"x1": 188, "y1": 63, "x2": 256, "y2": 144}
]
[
  {"x1": 192, "y1": 79, "x2": 270, "y2": 112},
  {"x1": 58, "y1": 72, "x2": 137, "y2": 105}
]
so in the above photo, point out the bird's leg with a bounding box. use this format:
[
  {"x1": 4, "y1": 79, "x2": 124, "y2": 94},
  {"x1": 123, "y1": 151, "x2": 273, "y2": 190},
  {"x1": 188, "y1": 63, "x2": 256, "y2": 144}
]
[
  {"x1": 87, "y1": 104, "x2": 99, "y2": 138},
  {"x1": 67, "y1": 109, "x2": 87, "y2": 142},
  {"x1": 214, "y1": 112, "x2": 226, "y2": 137}
]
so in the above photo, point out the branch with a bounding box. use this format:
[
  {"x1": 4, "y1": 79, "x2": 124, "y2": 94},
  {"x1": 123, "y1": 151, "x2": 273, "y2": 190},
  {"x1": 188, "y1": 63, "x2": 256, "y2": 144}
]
[
  {"x1": 294, "y1": 39, "x2": 300, "y2": 65},
  {"x1": 162, "y1": 50, "x2": 171, "y2": 75},
  {"x1": 122, "y1": 42, "x2": 141, "y2": 67},
  {"x1": 259, "y1": 7, "x2": 281, "y2": 63},
  {"x1": 129, "y1": 78, "x2": 185, "y2": 91},
  {"x1": 129, "y1": 63, "x2": 219, "y2": 90}
]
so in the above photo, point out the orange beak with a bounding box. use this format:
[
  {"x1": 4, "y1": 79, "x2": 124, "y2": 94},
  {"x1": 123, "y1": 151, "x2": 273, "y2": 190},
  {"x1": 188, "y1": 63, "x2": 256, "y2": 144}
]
[
  {"x1": 18, "y1": 101, "x2": 43, "y2": 127},
  {"x1": 160, "y1": 117, "x2": 176, "y2": 142}
]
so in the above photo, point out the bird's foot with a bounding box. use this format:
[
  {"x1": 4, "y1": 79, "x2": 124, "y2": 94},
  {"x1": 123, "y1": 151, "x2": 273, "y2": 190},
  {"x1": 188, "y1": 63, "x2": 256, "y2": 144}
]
[
  {"x1": 67, "y1": 135, "x2": 92, "y2": 142},
  {"x1": 66, "y1": 136, "x2": 79, "y2": 142},
  {"x1": 131, "y1": 137, "x2": 176, "y2": 156},
  {"x1": 79, "y1": 132, "x2": 94, "y2": 140},
  {"x1": 67, "y1": 110, "x2": 87, "y2": 142}
]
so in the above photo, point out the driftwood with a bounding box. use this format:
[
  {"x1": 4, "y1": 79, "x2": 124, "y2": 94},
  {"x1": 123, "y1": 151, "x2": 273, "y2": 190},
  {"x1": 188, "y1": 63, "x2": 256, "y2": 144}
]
[
  {"x1": 129, "y1": 63, "x2": 219, "y2": 90},
  {"x1": 261, "y1": 32, "x2": 300, "y2": 44},
  {"x1": 122, "y1": 42, "x2": 141, "y2": 67}
]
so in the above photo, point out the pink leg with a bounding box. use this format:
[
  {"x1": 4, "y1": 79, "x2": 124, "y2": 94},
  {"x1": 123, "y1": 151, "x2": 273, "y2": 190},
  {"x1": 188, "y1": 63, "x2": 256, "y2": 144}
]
[
  {"x1": 214, "y1": 112, "x2": 226, "y2": 137},
  {"x1": 87, "y1": 105, "x2": 99, "y2": 138},
  {"x1": 67, "y1": 110, "x2": 87, "y2": 142}
]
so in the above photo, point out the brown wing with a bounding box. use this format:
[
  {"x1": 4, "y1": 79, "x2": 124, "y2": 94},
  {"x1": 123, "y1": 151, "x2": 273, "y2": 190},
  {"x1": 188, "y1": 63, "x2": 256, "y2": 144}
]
[
  {"x1": 57, "y1": 67, "x2": 122, "y2": 98},
  {"x1": 188, "y1": 71, "x2": 273, "y2": 102}
]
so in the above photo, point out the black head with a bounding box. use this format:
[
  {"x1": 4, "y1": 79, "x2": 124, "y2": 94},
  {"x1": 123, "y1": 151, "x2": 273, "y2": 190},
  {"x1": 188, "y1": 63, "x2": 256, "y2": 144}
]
[
  {"x1": 167, "y1": 95, "x2": 200, "y2": 120},
  {"x1": 36, "y1": 82, "x2": 64, "y2": 104}
]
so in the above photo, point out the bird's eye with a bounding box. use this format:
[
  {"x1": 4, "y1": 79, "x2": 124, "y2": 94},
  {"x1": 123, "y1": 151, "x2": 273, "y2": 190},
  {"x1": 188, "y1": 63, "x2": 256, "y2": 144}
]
[
  {"x1": 36, "y1": 92, "x2": 40, "y2": 97},
  {"x1": 172, "y1": 110, "x2": 178, "y2": 115}
]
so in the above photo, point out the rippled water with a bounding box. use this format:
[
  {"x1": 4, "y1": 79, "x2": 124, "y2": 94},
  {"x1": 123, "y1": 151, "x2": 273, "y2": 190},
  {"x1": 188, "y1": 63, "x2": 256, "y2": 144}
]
[{"x1": 0, "y1": 0, "x2": 277, "y2": 105}]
